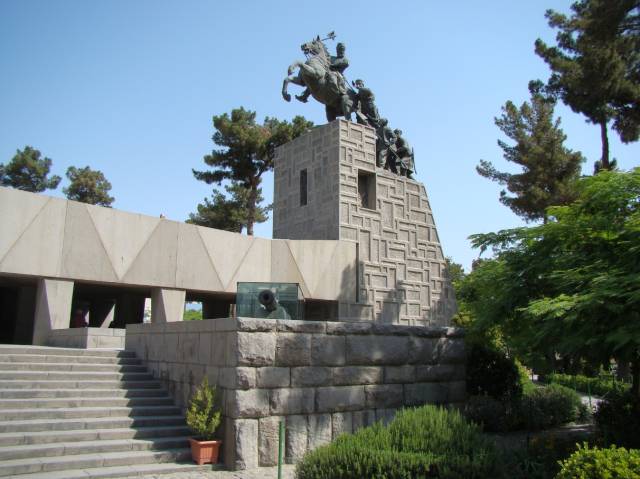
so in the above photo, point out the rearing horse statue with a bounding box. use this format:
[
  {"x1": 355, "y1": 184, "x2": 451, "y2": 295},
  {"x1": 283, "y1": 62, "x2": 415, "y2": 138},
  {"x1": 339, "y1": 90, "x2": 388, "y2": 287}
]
[{"x1": 282, "y1": 36, "x2": 356, "y2": 122}]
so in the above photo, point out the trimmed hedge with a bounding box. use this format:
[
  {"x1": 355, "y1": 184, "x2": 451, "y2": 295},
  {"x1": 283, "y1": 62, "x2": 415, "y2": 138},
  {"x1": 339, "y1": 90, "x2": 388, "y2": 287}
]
[
  {"x1": 296, "y1": 405, "x2": 500, "y2": 479},
  {"x1": 464, "y1": 384, "x2": 588, "y2": 432},
  {"x1": 547, "y1": 372, "x2": 630, "y2": 397},
  {"x1": 555, "y1": 443, "x2": 640, "y2": 479},
  {"x1": 519, "y1": 383, "x2": 589, "y2": 431}
]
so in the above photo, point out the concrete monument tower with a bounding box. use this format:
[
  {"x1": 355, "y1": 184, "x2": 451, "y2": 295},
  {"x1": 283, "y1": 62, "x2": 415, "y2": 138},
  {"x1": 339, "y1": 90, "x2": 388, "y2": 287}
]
[{"x1": 273, "y1": 120, "x2": 456, "y2": 326}]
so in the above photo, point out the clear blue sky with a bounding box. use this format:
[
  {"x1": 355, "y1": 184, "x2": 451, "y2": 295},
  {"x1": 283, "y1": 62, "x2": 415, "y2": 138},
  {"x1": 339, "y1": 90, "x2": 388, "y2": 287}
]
[{"x1": 1, "y1": 0, "x2": 637, "y2": 271}]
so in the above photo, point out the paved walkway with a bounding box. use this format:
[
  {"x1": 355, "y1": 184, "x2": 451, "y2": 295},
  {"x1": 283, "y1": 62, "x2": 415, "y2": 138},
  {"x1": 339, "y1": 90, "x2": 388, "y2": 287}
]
[{"x1": 137, "y1": 465, "x2": 297, "y2": 479}]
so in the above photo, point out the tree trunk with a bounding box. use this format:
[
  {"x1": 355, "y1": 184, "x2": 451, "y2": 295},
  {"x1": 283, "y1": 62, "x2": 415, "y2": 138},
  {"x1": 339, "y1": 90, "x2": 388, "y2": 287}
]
[
  {"x1": 600, "y1": 121, "x2": 610, "y2": 170},
  {"x1": 632, "y1": 351, "x2": 640, "y2": 398},
  {"x1": 246, "y1": 183, "x2": 258, "y2": 236}
]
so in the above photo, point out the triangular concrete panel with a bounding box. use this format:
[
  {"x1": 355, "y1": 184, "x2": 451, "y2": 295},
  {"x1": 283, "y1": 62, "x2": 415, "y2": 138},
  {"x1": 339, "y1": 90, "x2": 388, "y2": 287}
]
[
  {"x1": 198, "y1": 228, "x2": 256, "y2": 290},
  {"x1": 271, "y1": 240, "x2": 309, "y2": 297},
  {"x1": 122, "y1": 220, "x2": 179, "y2": 287},
  {"x1": 286, "y1": 241, "x2": 341, "y2": 298},
  {"x1": 1, "y1": 197, "x2": 67, "y2": 277},
  {"x1": 59, "y1": 202, "x2": 118, "y2": 282},
  {"x1": 175, "y1": 223, "x2": 224, "y2": 291},
  {"x1": 228, "y1": 237, "x2": 272, "y2": 291},
  {"x1": 87, "y1": 206, "x2": 160, "y2": 280},
  {"x1": 0, "y1": 187, "x2": 50, "y2": 262}
]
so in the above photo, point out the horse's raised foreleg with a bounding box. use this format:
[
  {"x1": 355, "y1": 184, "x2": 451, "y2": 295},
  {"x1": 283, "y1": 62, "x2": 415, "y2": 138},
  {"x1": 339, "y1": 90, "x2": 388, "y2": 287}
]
[
  {"x1": 282, "y1": 77, "x2": 292, "y2": 102},
  {"x1": 287, "y1": 61, "x2": 303, "y2": 76}
]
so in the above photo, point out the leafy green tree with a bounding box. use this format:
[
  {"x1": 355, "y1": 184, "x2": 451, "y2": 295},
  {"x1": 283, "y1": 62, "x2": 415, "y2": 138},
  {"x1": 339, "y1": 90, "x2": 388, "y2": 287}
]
[
  {"x1": 0, "y1": 146, "x2": 61, "y2": 192},
  {"x1": 477, "y1": 82, "x2": 585, "y2": 223},
  {"x1": 183, "y1": 309, "x2": 203, "y2": 321},
  {"x1": 193, "y1": 107, "x2": 313, "y2": 235},
  {"x1": 187, "y1": 182, "x2": 271, "y2": 233},
  {"x1": 63, "y1": 166, "x2": 114, "y2": 207},
  {"x1": 535, "y1": 0, "x2": 640, "y2": 171},
  {"x1": 467, "y1": 169, "x2": 640, "y2": 396},
  {"x1": 445, "y1": 257, "x2": 465, "y2": 285}
]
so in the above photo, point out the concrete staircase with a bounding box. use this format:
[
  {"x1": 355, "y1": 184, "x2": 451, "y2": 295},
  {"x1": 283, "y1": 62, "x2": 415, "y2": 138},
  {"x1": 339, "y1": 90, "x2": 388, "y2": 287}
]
[{"x1": 0, "y1": 345, "x2": 205, "y2": 478}]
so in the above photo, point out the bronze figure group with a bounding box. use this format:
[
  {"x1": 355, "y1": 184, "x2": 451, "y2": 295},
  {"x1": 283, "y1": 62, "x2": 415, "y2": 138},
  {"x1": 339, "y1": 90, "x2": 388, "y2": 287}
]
[{"x1": 282, "y1": 34, "x2": 415, "y2": 179}]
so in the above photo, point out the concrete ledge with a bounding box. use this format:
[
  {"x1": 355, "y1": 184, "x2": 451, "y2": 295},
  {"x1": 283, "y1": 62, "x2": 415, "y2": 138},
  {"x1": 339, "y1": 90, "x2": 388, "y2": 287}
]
[{"x1": 47, "y1": 328, "x2": 126, "y2": 349}]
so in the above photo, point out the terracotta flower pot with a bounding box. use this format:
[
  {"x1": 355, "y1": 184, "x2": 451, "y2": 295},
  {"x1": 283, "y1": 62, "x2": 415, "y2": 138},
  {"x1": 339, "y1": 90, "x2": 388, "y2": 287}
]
[{"x1": 189, "y1": 437, "x2": 221, "y2": 465}]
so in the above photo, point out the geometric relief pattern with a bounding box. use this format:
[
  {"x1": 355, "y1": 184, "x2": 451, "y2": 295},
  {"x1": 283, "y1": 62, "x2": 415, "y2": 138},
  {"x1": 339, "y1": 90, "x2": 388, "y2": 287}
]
[
  {"x1": 87, "y1": 206, "x2": 160, "y2": 281},
  {"x1": 336, "y1": 122, "x2": 456, "y2": 327},
  {"x1": 287, "y1": 240, "x2": 339, "y2": 299},
  {"x1": 60, "y1": 202, "x2": 118, "y2": 282},
  {"x1": 272, "y1": 120, "x2": 456, "y2": 327},
  {"x1": 122, "y1": 220, "x2": 179, "y2": 287},
  {"x1": 0, "y1": 193, "x2": 67, "y2": 277},
  {"x1": 0, "y1": 186, "x2": 355, "y2": 302},
  {"x1": 198, "y1": 228, "x2": 258, "y2": 290},
  {"x1": 175, "y1": 224, "x2": 224, "y2": 291},
  {"x1": 0, "y1": 187, "x2": 50, "y2": 262}
]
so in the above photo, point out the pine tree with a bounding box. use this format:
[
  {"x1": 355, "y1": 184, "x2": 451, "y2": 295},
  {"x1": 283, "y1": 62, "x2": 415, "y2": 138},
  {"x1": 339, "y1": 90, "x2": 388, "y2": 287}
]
[
  {"x1": 0, "y1": 146, "x2": 61, "y2": 192},
  {"x1": 535, "y1": 0, "x2": 640, "y2": 171},
  {"x1": 63, "y1": 166, "x2": 114, "y2": 207},
  {"x1": 477, "y1": 82, "x2": 584, "y2": 223},
  {"x1": 192, "y1": 108, "x2": 313, "y2": 235},
  {"x1": 187, "y1": 183, "x2": 271, "y2": 233}
]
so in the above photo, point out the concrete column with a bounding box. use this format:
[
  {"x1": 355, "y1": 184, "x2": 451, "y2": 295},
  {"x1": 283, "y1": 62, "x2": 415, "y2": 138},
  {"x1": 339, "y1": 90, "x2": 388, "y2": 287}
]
[
  {"x1": 33, "y1": 278, "x2": 74, "y2": 345},
  {"x1": 151, "y1": 288, "x2": 185, "y2": 323}
]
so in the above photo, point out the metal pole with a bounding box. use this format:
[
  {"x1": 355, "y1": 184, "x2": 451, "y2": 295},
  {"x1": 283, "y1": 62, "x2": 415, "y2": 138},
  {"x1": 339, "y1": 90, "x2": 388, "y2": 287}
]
[{"x1": 278, "y1": 420, "x2": 284, "y2": 479}]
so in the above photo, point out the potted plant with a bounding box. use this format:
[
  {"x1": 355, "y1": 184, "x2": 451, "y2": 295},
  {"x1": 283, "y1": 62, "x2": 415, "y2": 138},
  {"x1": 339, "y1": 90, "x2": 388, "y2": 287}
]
[{"x1": 186, "y1": 377, "x2": 222, "y2": 465}]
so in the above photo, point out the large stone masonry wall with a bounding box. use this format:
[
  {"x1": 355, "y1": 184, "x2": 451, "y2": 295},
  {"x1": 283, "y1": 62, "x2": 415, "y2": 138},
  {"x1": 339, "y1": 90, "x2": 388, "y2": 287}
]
[
  {"x1": 273, "y1": 120, "x2": 456, "y2": 326},
  {"x1": 125, "y1": 317, "x2": 465, "y2": 470}
]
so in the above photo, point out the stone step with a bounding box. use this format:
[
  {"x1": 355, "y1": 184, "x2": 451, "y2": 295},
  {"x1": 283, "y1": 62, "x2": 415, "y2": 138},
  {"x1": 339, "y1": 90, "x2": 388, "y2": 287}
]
[
  {"x1": 0, "y1": 415, "x2": 187, "y2": 433},
  {"x1": 0, "y1": 396, "x2": 174, "y2": 410},
  {"x1": 0, "y1": 345, "x2": 134, "y2": 358},
  {"x1": 3, "y1": 462, "x2": 208, "y2": 479},
  {"x1": 0, "y1": 371, "x2": 153, "y2": 381},
  {"x1": 0, "y1": 425, "x2": 191, "y2": 447},
  {"x1": 0, "y1": 436, "x2": 190, "y2": 461},
  {"x1": 0, "y1": 362, "x2": 148, "y2": 372},
  {"x1": 0, "y1": 388, "x2": 168, "y2": 399},
  {"x1": 0, "y1": 405, "x2": 181, "y2": 421},
  {"x1": 0, "y1": 345, "x2": 195, "y2": 477},
  {"x1": 0, "y1": 354, "x2": 142, "y2": 365},
  {"x1": 0, "y1": 379, "x2": 163, "y2": 390},
  {"x1": 0, "y1": 447, "x2": 191, "y2": 476}
]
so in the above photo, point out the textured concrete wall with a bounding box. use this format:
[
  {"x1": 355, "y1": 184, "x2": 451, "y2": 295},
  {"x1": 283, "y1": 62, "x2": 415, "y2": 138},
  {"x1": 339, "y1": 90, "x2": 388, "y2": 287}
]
[
  {"x1": 0, "y1": 187, "x2": 356, "y2": 302},
  {"x1": 48, "y1": 327, "x2": 126, "y2": 349},
  {"x1": 273, "y1": 120, "x2": 457, "y2": 326},
  {"x1": 125, "y1": 318, "x2": 465, "y2": 470}
]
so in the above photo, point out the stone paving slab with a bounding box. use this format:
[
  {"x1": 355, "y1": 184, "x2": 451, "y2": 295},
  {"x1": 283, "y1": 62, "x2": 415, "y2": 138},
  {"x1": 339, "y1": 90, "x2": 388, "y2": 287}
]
[{"x1": 137, "y1": 465, "x2": 297, "y2": 479}]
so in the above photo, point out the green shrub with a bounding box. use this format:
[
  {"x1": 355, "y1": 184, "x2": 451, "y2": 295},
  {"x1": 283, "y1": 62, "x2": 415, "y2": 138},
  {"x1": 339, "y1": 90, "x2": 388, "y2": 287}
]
[
  {"x1": 516, "y1": 360, "x2": 536, "y2": 394},
  {"x1": 466, "y1": 344, "x2": 523, "y2": 403},
  {"x1": 296, "y1": 405, "x2": 500, "y2": 479},
  {"x1": 464, "y1": 394, "x2": 511, "y2": 432},
  {"x1": 547, "y1": 372, "x2": 630, "y2": 397},
  {"x1": 518, "y1": 384, "x2": 588, "y2": 431},
  {"x1": 594, "y1": 391, "x2": 640, "y2": 449},
  {"x1": 185, "y1": 377, "x2": 221, "y2": 440},
  {"x1": 555, "y1": 443, "x2": 640, "y2": 479},
  {"x1": 466, "y1": 384, "x2": 588, "y2": 433}
]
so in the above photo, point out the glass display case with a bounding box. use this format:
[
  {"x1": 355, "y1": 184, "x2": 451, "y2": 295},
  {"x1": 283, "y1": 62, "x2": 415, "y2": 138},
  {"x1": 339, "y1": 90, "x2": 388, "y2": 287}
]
[{"x1": 236, "y1": 282, "x2": 304, "y2": 321}]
